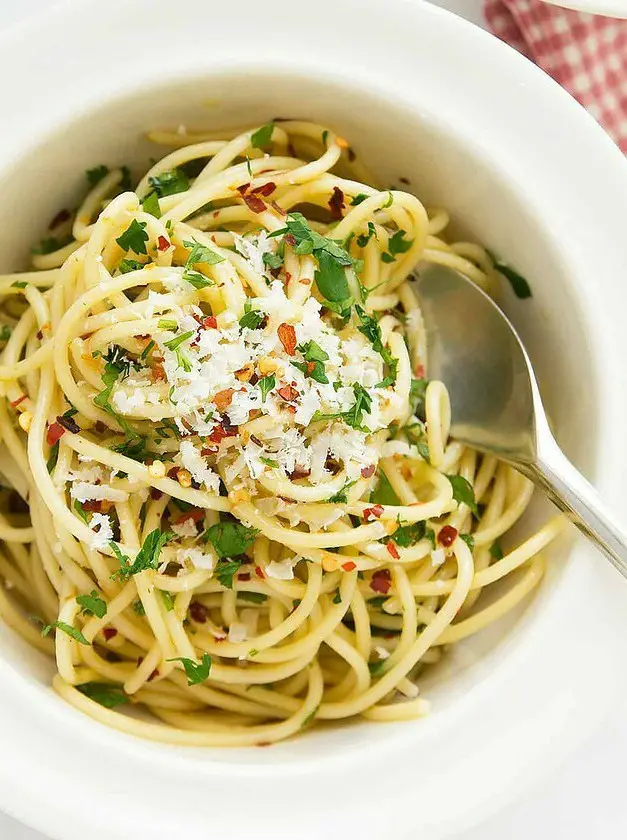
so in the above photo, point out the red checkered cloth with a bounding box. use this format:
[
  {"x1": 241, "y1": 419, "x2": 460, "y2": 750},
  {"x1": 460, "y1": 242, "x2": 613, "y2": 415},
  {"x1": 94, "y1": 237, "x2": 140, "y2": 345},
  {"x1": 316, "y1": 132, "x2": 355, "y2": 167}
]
[{"x1": 484, "y1": 0, "x2": 627, "y2": 152}]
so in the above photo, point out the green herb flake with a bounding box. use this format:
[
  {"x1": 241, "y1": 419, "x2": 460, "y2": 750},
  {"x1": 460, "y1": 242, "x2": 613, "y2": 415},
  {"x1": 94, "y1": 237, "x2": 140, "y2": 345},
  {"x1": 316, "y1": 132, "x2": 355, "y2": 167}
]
[
  {"x1": 76, "y1": 590, "x2": 107, "y2": 619},
  {"x1": 148, "y1": 168, "x2": 190, "y2": 197},
  {"x1": 486, "y1": 250, "x2": 532, "y2": 299},
  {"x1": 446, "y1": 475, "x2": 479, "y2": 516},
  {"x1": 204, "y1": 521, "x2": 259, "y2": 559},
  {"x1": 250, "y1": 122, "x2": 275, "y2": 150},
  {"x1": 77, "y1": 682, "x2": 128, "y2": 708},
  {"x1": 238, "y1": 591, "x2": 268, "y2": 604},
  {"x1": 41, "y1": 620, "x2": 89, "y2": 646},
  {"x1": 86, "y1": 165, "x2": 110, "y2": 186},
  {"x1": 490, "y1": 540, "x2": 504, "y2": 560},
  {"x1": 118, "y1": 258, "x2": 144, "y2": 274},
  {"x1": 141, "y1": 191, "x2": 161, "y2": 218},
  {"x1": 354, "y1": 305, "x2": 398, "y2": 387},
  {"x1": 73, "y1": 499, "x2": 88, "y2": 523},
  {"x1": 258, "y1": 374, "x2": 275, "y2": 402},
  {"x1": 459, "y1": 533, "x2": 475, "y2": 551},
  {"x1": 391, "y1": 521, "x2": 426, "y2": 548},
  {"x1": 168, "y1": 653, "x2": 212, "y2": 686},
  {"x1": 259, "y1": 456, "x2": 279, "y2": 468},
  {"x1": 350, "y1": 193, "x2": 369, "y2": 206},
  {"x1": 328, "y1": 479, "x2": 356, "y2": 504},
  {"x1": 160, "y1": 590, "x2": 175, "y2": 612},
  {"x1": 110, "y1": 529, "x2": 172, "y2": 580},
  {"x1": 116, "y1": 220, "x2": 149, "y2": 255},
  {"x1": 370, "y1": 469, "x2": 400, "y2": 506}
]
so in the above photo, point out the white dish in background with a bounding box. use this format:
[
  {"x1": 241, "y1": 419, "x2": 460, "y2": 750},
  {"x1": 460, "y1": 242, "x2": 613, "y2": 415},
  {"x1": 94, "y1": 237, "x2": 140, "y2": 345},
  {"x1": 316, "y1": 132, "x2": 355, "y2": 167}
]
[
  {"x1": 540, "y1": 0, "x2": 627, "y2": 17},
  {"x1": 0, "y1": 1, "x2": 627, "y2": 839}
]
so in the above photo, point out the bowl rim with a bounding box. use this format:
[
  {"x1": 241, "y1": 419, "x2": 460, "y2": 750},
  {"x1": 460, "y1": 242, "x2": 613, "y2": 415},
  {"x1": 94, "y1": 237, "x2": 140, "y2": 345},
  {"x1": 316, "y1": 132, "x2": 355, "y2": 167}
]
[{"x1": 1, "y1": 1, "x2": 627, "y2": 839}]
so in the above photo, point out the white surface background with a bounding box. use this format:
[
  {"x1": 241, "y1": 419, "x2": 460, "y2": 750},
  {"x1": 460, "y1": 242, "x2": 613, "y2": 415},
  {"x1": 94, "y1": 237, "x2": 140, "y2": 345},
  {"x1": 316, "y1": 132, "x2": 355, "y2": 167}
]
[{"x1": 0, "y1": 0, "x2": 624, "y2": 838}]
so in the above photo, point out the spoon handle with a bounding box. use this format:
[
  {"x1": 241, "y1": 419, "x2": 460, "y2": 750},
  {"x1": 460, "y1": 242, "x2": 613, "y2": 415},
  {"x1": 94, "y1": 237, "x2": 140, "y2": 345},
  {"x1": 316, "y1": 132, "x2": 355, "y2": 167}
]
[{"x1": 527, "y1": 434, "x2": 627, "y2": 577}]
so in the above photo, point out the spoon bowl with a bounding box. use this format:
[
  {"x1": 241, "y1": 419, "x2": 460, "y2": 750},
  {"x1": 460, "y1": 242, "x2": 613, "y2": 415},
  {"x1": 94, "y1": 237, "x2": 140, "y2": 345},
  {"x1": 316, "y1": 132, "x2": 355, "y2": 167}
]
[{"x1": 415, "y1": 264, "x2": 627, "y2": 575}]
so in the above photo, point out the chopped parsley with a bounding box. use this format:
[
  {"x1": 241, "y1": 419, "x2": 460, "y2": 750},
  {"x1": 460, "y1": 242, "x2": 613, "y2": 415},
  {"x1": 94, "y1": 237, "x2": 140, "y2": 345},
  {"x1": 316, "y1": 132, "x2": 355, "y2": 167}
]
[
  {"x1": 76, "y1": 590, "x2": 107, "y2": 619},
  {"x1": 262, "y1": 251, "x2": 283, "y2": 270},
  {"x1": 250, "y1": 122, "x2": 275, "y2": 150},
  {"x1": 40, "y1": 620, "x2": 89, "y2": 646},
  {"x1": 116, "y1": 220, "x2": 148, "y2": 255},
  {"x1": 328, "y1": 480, "x2": 357, "y2": 503},
  {"x1": 0, "y1": 325, "x2": 11, "y2": 343},
  {"x1": 356, "y1": 222, "x2": 377, "y2": 248},
  {"x1": 86, "y1": 165, "x2": 109, "y2": 186},
  {"x1": 214, "y1": 559, "x2": 244, "y2": 589},
  {"x1": 446, "y1": 475, "x2": 479, "y2": 516},
  {"x1": 239, "y1": 302, "x2": 265, "y2": 330},
  {"x1": 73, "y1": 499, "x2": 88, "y2": 523},
  {"x1": 148, "y1": 168, "x2": 190, "y2": 197},
  {"x1": 163, "y1": 330, "x2": 194, "y2": 372},
  {"x1": 110, "y1": 529, "x2": 172, "y2": 580},
  {"x1": 350, "y1": 193, "x2": 368, "y2": 206},
  {"x1": 354, "y1": 305, "x2": 398, "y2": 386},
  {"x1": 204, "y1": 520, "x2": 259, "y2": 559},
  {"x1": 269, "y1": 212, "x2": 355, "y2": 304},
  {"x1": 118, "y1": 258, "x2": 144, "y2": 274},
  {"x1": 459, "y1": 533, "x2": 475, "y2": 551},
  {"x1": 77, "y1": 682, "x2": 128, "y2": 708},
  {"x1": 258, "y1": 373, "x2": 275, "y2": 402},
  {"x1": 370, "y1": 469, "x2": 400, "y2": 506},
  {"x1": 381, "y1": 229, "x2": 413, "y2": 263},
  {"x1": 168, "y1": 653, "x2": 212, "y2": 685},
  {"x1": 238, "y1": 592, "x2": 268, "y2": 604},
  {"x1": 490, "y1": 540, "x2": 504, "y2": 560},
  {"x1": 183, "y1": 238, "x2": 225, "y2": 268},
  {"x1": 160, "y1": 590, "x2": 175, "y2": 612},
  {"x1": 259, "y1": 456, "x2": 279, "y2": 468},
  {"x1": 390, "y1": 521, "x2": 426, "y2": 547},
  {"x1": 312, "y1": 383, "x2": 372, "y2": 430},
  {"x1": 486, "y1": 250, "x2": 532, "y2": 299},
  {"x1": 141, "y1": 191, "x2": 161, "y2": 218}
]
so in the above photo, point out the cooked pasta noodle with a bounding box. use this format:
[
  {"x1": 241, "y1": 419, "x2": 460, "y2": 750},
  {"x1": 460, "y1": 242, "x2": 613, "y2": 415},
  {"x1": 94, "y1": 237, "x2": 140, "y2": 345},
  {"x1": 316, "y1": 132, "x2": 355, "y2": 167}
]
[{"x1": 0, "y1": 120, "x2": 565, "y2": 746}]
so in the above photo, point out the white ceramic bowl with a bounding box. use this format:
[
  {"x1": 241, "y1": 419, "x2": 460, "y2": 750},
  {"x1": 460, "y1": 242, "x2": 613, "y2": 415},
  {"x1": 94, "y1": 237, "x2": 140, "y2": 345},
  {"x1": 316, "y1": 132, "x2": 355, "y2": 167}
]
[{"x1": 1, "y1": 1, "x2": 627, "y2": 838}]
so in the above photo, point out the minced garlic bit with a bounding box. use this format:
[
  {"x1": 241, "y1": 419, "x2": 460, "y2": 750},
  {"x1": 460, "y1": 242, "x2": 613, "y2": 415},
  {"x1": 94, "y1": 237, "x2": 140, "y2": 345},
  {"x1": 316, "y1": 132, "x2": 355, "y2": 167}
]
[{"x1": 18, "y1": 411, "x2": 32, "y2": 432}]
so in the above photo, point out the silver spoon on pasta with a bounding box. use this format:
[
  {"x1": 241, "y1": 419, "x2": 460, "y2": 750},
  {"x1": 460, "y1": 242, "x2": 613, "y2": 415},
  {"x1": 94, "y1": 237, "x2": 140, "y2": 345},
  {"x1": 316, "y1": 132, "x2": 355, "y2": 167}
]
[{"x1": 416, "y1": 263, "x2": 627, "y2": 574}]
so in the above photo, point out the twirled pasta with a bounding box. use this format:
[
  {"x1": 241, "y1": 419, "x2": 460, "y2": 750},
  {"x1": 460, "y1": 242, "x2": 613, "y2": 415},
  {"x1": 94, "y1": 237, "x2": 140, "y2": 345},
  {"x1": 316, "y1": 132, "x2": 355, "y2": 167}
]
[{"x1": 0, "y1": 120, "x2": 564, "y2": 746}]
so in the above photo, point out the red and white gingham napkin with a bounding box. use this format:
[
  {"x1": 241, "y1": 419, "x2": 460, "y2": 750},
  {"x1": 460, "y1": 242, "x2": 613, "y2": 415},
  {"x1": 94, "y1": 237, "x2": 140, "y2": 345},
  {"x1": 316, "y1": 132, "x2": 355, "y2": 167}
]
[{"x1": 484, "y1": 0, "x2": 627, "y2": 152}]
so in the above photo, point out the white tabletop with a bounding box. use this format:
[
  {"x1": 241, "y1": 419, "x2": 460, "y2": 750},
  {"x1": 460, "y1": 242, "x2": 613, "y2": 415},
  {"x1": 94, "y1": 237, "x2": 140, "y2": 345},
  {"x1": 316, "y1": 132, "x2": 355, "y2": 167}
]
[{"x1": 0, "y1": 1, "x2": 624, "y2": 838}]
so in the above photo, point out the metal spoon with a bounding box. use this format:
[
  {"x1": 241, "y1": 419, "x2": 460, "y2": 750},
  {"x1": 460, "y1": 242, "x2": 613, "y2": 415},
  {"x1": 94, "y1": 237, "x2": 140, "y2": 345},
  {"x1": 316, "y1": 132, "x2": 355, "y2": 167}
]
[{"x1": 415, "y1": 263, "x2": 627, "y2": 574}]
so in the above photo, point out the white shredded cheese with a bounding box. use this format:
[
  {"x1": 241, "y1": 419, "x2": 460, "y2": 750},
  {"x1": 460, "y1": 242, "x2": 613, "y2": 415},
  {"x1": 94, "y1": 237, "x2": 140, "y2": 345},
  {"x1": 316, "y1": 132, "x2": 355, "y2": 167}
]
[{"x1": 89, "y1": 513, "x2": 113, "y2": 550}]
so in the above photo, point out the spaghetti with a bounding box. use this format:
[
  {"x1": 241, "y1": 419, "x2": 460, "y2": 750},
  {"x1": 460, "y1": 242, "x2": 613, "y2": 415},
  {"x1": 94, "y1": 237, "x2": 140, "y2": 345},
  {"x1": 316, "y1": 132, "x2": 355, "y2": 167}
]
[{"x1": 0, "y1": 120, "x2": 564, "y2": 746}]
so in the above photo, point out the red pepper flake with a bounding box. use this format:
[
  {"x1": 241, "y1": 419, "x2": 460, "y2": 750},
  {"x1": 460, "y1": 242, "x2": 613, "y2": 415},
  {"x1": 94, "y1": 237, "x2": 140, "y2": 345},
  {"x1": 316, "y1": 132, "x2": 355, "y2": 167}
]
[
  {"x1": 46, "y1": 422, "x2": 65, "y2": 446},
  {"x1": 437, "y1": 525, "x2": 458, "y2": 547},
  {"x1": 173, "y1": 508, "x2": 204, "y2": 526},
  {"x1": 342, "y1": 561, "x2": 357, "y2": 572},
  {"x1": 82, "y1": 500, "x2": 106, "y2": 513},
  {"x1": 284, "y1": 271, "x2": 292, "y2": 284},
  {"x1": 242, "y1": 193, "x2": 266, "y2": 214},
  {"x1": 57, "y1": 414, "x2": 80, "y2": 434},
  {"x1": 147, "y1": 669, "x2": 159, "y2": 682},
  {"x1": 254, "y1": 565, "x2": 264, "y2": 579},
  {"x1": 167, "y1": 467, "x2": 179, "y2": 479},
  {"x1": 329, "y1": 186, "x2": 345, "y2": 220},
  {"x1": 213, "y1": 389, "x2": 235, "y2": 411},
  {"x1": 271, "y1": 201, "x2": 287, "y2": 217},
  {"x1": 386, "y1": 541, "x2": 400, "y2": 560},
  {"x1": 347, "y1": 148, "x2": 357, "y2": 163},
  {"x1": 103, "y1": 627, "x2": 117, "y2": 641},
  {"x1": 277, "y1": 322, "x2": 296, "y2": 356},
  {"x1": 250, "y1": 181, "x2": 276, "y2": 197},
  {"x1": 49, "y1": 208, "x2": 71, "y2": 230},
  {"x1": 189, "y1": 601, "x2": 209, "y2": 623},
  {"x1": 286, "y1": 405, "x2": 296, "y2": 414},
  {"x1": 238, "y1": 572, "x2": 251, "y2": 582},
  {"x1": 236, "y1": 183, "x2": 250, "y2": 195},
  {"x1": 151, "y1": 363, "x2": 166, "y2": 382},
  {"x1": 36, "y1": 329, "x2": 43, "y2": 341},
  {"x1": 371, "y1": 568, "x2": 392, "y2": 594},
  {"x1": 9, "y1": 395, "x2": 26, "y2": 409},
  {"x1": 277, "y1": 385, "x2": 298, "y2": 402},
  {"x1": 150, "y1": 488, "x2": 163, "y2": 500},
  {"x1": 363, "y1": 504, "x2": 384, "y2": 522},
  {"x1": 157, "y1": 235, "x2": 170, "y2": 252},
  {"x1": 209, "y1": 423, "x2": 237, "y2": 443},
  {"x1": 285, "y1": 233, "x2": 296, "y2": 247},
  {"x1": 202, "y1": 315, "x2": 217, "y2": 329},
  {"x1": 360, "y1": 464, "x2": 376, "y2": 479},
  {"x1": 289, "y1": 467, "x2": 311, "y2": 481},
  {"x1": 94, "y1": 421, "x2": 107, "y2": 434},
  {"x1": 414, "y1": 364, "x2": 426, "y2": 378}
]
